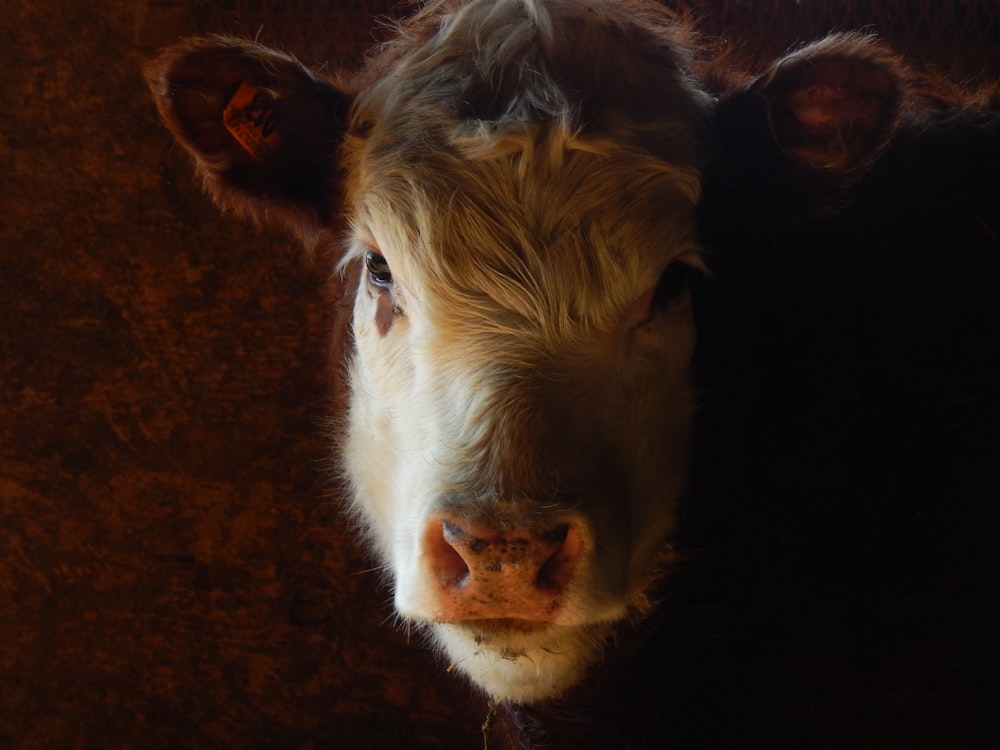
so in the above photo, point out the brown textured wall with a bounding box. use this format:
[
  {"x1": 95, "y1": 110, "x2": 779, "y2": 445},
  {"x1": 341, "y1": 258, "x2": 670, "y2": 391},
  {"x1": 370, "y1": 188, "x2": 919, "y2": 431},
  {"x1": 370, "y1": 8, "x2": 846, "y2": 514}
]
[{"x1": 1, "y1": 2, "x2": 997, "y2": 749}]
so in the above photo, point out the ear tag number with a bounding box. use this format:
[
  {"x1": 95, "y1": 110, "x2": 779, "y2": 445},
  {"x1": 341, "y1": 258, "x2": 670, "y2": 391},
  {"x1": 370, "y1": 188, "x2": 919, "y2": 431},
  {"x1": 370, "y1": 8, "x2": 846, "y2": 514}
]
[{"x1": 223, "y1": 81, "x2": 282, "y2": 161}]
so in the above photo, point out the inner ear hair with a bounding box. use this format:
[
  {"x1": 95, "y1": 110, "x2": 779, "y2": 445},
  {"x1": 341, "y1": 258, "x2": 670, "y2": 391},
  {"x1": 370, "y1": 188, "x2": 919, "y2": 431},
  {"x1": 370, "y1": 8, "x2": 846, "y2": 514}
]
[
  {"x1": 146, "y1": 36, "x2": 350, "y2": 242},
  {"x1": 761, "y1": 33, "x2": 906, "y2": 174}
]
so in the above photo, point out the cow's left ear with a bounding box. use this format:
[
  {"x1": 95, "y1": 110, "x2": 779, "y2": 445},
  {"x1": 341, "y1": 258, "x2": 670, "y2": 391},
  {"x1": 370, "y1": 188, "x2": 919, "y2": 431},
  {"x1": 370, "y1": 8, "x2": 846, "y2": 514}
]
[
  {"x1": 711, "y1": 34, "x2": 905, "y2": 210},
  {"x1": 146, "y1": 37, "x2": 350, "y2": 244}
]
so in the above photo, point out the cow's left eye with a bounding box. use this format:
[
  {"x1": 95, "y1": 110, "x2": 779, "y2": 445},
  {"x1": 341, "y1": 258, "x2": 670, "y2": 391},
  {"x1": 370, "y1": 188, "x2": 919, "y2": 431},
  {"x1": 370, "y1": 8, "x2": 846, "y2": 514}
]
[
  {"x1": 365, "y1": 250, "x2": 393, "y2": 287},
  {"x1": 652, "y1": 263, "x2": 689, "y2": 309}
]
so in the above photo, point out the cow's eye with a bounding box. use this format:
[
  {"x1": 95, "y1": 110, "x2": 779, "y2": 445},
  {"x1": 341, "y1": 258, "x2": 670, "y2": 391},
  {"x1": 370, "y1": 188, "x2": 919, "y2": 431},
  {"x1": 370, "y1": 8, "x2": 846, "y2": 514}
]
[
  {"x1": 365, "y1": 249, "x2": 393, "y2": 287},
  {"x1": 652, "y1": 263, "x2": 689, "y2": 309}
]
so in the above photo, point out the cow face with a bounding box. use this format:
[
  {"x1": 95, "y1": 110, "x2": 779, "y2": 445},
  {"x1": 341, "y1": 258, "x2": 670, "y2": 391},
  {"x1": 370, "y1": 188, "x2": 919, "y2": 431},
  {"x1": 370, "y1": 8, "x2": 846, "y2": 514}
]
[
  {"x1": 342, "y1": 132, "x2": 702, "y2": 700},
  {"x1": 147, "y1": 0, "x2": 904, "y2": 704},
  {"x1": 339, "y1": 0, "x2": 717, "y2": 696}
]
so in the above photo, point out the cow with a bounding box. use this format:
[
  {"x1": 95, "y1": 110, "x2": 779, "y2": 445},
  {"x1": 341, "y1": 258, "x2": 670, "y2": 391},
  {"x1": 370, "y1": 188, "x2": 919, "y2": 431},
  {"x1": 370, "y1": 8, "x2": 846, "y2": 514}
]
[{"x1": 146, "y1": 0, "x2": 1000, "y2": 746}]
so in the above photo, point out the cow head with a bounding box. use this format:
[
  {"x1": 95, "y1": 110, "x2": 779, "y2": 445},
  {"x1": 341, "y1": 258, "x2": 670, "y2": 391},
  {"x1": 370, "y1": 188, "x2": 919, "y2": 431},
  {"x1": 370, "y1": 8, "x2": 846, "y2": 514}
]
[{"x1": 147, "y1": 0, "x2": 904, "y2": 703}]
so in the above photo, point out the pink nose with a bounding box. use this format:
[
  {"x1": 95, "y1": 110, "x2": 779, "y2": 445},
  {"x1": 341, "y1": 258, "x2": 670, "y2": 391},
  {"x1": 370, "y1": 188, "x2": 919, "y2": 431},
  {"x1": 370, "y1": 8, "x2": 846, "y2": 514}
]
[{"x1": 421, "y1": 516, "x2": 586, "y2": 623}]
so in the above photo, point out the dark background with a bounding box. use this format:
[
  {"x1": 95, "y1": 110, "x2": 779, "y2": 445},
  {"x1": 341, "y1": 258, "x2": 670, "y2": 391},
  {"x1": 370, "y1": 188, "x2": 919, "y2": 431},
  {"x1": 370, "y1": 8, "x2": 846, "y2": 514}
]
[{"x1": 2, "y1": 2, "x2": 998, "y2": 748}]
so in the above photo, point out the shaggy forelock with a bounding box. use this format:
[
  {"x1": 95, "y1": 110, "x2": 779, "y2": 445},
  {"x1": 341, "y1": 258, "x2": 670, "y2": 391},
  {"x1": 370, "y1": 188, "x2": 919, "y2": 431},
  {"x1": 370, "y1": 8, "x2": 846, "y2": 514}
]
[{"x1": 349, "y1": 0, "x2": 707, "y2": 148}]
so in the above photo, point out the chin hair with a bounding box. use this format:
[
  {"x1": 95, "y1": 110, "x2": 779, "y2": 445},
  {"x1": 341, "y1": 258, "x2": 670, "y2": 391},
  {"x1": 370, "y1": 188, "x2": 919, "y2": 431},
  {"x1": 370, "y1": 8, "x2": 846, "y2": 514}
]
[{"x1": 429, "y1": 620, "x2": 617, "y2": 704}]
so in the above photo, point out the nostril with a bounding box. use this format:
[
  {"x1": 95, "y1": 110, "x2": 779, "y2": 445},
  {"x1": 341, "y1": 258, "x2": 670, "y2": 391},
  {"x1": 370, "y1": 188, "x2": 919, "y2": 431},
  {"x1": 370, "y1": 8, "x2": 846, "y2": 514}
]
[
  {"x1": 536, "y1": 523, "x2": 584, "y2": 591},
  {"x1": 428, "y1": 521, "x2": 471, "y2": 587}
]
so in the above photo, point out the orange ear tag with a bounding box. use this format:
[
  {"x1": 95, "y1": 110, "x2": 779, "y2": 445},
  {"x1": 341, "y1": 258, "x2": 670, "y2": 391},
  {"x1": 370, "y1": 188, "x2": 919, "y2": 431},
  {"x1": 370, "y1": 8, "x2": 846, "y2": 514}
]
[{"x1": 223, "y1": 81, "x2": 282, "y2": 161}]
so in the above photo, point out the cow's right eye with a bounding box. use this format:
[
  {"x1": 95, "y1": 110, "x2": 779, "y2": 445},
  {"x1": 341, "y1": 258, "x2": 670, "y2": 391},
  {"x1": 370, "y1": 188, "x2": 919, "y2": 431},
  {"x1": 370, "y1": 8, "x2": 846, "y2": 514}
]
[{"x1": 365, "y1": 250, "x2": 393, "y2": 287}]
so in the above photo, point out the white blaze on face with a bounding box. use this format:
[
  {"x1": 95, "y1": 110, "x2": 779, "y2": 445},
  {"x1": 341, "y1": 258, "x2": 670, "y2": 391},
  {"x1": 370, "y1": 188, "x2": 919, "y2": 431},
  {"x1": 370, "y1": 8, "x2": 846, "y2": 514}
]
[{"x1": 337, "y1": 0, "x2": 710, "y2": 702}]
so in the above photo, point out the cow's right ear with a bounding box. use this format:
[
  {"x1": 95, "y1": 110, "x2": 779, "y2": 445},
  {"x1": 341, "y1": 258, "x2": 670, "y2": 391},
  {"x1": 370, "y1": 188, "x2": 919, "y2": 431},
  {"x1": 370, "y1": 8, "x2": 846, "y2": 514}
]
[{"x1": 146, "y1": 37, "x2": 350, "y2": 244}]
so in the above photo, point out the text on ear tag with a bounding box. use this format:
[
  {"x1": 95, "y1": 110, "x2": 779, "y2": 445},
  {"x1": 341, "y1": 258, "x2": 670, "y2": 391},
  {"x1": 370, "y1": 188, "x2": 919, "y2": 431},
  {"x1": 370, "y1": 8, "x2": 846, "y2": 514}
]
[{"x1": 223, "y1": 81, "x2": 282, "y2": 161}]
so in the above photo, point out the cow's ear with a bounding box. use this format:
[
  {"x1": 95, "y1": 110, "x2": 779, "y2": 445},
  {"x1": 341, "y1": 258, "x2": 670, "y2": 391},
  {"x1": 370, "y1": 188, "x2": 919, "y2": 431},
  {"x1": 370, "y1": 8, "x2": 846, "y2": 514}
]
[
  {"x1": 146, "y1": 37, "x2": 350, "y2": 244},
  {"x1": 711, "y1": 34, "x2": 905, "y2": 211}
]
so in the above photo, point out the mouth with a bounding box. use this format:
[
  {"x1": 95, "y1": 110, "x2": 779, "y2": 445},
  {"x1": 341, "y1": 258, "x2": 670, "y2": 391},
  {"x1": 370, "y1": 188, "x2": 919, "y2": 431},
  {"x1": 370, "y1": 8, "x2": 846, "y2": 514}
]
[
  {"x1": 448, "y1": 618, "x2": 564, "y2": 654},
  {"x1": 463, "y1": 618, "x2": 551, "y2": 634}
]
